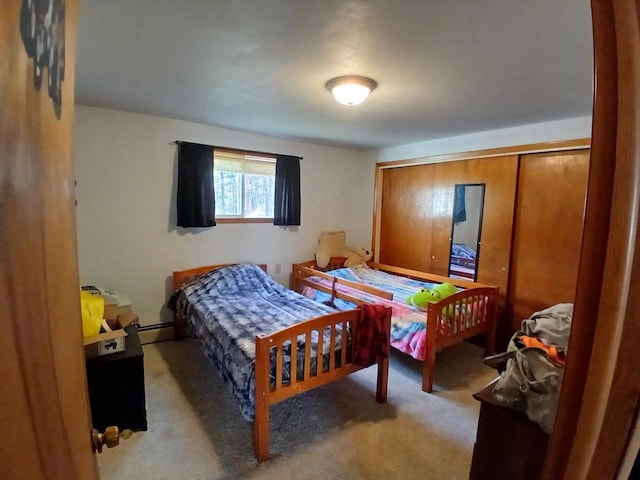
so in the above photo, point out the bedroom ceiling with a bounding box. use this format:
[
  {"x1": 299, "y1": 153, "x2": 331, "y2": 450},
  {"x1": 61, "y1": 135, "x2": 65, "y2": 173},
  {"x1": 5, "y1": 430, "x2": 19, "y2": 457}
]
[{"x1": 75, "y1": 0, "x2": 594, "y2": 151}]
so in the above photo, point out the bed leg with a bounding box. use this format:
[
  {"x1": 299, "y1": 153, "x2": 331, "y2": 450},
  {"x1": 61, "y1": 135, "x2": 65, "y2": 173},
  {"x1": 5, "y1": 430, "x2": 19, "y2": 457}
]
[
  {"x1": 253, "y1": 394, "x2": 270, "y2": 462},
  {"x1": 173, "y1": 317, "x2": 188, "y2": 341},
  {"x1": 484, "y1": 329, "x2": 496, "y2": 356},
  {"x1": 422, "y1": 349, "x2": 435, "y2": 393},
  {"x1": 254, "y1": 336, "x2": 270, "y2": 462},
  {"x1": 484, "y1": 298, "x2": 497, "y2": 356},
  {"x1": 376, "y1": 356, "x2": 389, "y2": 403},
  {"x1": 423, "y1": 306, "x2": 438, "y2": 393}
]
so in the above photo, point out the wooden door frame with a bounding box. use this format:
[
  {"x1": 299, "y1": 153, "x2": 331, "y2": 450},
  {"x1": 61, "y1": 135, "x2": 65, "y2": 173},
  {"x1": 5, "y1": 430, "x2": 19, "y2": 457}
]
[{"x1": 543, "y1": 1, "x2": 640, "y2": 478}]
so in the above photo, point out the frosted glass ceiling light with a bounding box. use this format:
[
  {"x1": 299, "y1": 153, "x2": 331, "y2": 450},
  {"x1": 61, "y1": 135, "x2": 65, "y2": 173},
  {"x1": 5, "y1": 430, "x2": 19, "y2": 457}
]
[{"x1": 325, "y1": 75, "x2": 377, "y2": 106}]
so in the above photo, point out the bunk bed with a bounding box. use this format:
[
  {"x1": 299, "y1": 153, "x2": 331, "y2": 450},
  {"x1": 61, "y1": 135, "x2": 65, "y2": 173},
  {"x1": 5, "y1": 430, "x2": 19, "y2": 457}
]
[
  {"x1": 170, "y1": 263, "x2": 392, "y2": 462},
  {"x1": 292, "y1": 258, "x2": 497, "y2": 393}
]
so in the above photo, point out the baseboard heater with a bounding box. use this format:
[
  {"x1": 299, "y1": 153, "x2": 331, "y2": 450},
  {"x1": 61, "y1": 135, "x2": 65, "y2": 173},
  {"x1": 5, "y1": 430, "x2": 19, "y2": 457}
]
[{"x1": 136, "y1": 322, "x2": 176, "y2": 345}]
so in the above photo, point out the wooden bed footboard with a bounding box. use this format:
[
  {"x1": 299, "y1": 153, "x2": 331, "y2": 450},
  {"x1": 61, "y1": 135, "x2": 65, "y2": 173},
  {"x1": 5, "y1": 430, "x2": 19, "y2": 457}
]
[
  {"x1": 253, "y1": 307, "x2": 391, "y2": 462},
  {"x1": 423, "y1": 286, "x2": 497, "y2": 392}
]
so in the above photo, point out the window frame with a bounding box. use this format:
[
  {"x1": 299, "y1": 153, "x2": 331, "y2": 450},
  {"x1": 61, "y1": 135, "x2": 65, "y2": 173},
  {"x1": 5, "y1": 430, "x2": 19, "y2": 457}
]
[{"x1": 213, "y1": 148, "x2": 276, "y2": 224}]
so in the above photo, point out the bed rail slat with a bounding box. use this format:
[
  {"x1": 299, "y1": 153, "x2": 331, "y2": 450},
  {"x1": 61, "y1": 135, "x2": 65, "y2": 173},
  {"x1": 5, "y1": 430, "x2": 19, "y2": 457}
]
[
  {"x1": 341, "y1": 320, "x2": 348, "y2": 367},
  {"x1": 304, "y1": 331, "x2": 312, "y2": 379},
  {"x1": 275, "y1": 344, "x2": 283, "y2": 390},
  {"x1": 316, "y1": 328, "x2": 323, "y2": 376},
  {"x1": 328, "y1": 324, "x2": 336, "y2": 372},
  {"x1": 290, "y1": 337, "x2": 298, "y2": 387}
]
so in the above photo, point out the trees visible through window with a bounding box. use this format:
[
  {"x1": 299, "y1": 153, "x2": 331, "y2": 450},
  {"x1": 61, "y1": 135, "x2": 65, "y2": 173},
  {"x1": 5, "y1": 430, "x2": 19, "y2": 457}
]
[{"x1": 214, "y1": 150, "x2": 275, "y2": 220}]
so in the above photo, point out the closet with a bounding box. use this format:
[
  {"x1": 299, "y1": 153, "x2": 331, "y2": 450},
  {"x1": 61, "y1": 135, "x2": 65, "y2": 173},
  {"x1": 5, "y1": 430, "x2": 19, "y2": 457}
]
[
  {"x1": 374, "y1": 144, "x2": 590, "y2": 348},
  {"x1": 507, "y1": 150, "x2": 590, "y2": 334}
]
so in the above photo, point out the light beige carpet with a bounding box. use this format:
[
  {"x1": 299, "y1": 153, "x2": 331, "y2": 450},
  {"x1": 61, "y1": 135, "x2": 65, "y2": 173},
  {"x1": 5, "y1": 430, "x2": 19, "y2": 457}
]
[{"x1": 98, "y1": 338, "x2": 496, "y2": 480}]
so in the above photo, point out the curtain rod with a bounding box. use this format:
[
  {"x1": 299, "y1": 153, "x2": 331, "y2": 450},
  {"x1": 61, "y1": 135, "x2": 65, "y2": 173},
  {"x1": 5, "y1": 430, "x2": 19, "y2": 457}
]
[{"x1": 173, "y1": 141, "x2": 303, "y2": 160}]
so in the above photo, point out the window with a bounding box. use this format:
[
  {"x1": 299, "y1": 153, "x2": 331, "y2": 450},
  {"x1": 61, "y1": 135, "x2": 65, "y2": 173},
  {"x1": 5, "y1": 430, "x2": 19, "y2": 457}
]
[{"x1": 214, "y1": 150, "x2": 276, "y2": 222}]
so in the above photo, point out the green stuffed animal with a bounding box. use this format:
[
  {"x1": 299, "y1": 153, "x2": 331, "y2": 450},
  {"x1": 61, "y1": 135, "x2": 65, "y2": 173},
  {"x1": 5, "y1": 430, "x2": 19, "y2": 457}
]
[{"x1": 406, "y1": 282, "x2": 458, "y2": 312}]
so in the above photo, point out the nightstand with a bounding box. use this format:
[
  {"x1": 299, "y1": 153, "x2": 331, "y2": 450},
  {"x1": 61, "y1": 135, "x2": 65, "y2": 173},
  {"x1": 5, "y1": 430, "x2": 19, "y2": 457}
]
[{"x1": 85, "y1": 324, "x2": 148, "y2": 432}]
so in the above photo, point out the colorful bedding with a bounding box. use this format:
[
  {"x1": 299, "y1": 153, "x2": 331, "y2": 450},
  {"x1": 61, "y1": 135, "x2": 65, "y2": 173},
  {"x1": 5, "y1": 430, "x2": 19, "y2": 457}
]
[{"x1": 172, "y1": 263, "x2": 342, "y2": 421}]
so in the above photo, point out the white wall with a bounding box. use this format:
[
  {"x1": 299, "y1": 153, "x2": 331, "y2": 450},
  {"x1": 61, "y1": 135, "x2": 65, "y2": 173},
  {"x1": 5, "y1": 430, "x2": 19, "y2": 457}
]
[{"x1": 74, "y1": 106, "x2": 373, "y2": 326}]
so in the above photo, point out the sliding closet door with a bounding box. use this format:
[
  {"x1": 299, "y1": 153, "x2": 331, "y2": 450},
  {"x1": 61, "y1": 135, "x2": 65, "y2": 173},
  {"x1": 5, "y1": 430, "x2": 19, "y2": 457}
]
[
  {"x1": 433, "y1": 155, "x2": 519, "y2": 288},
  {"x1": 379, "y1": 164, "x2": 437, "y2": 272},
  {"x1": 507, "y1": 149, "x2": 590, "y2": 335},
  {"x1": 379, "y1": 156, "x2": 518, "y2": 287}
]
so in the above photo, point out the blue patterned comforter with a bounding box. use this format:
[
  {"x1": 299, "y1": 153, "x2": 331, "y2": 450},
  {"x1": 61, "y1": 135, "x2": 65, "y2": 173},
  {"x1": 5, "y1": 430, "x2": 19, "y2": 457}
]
[{"x1": 173, "y1": 264, "x2": 339, "y2": 420}]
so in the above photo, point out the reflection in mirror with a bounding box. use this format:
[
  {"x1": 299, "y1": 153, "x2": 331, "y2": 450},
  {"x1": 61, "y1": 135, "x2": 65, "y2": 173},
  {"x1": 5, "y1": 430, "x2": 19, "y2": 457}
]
[{"x1": 449, "y1": 183, "x2": 485, "y2": 281}]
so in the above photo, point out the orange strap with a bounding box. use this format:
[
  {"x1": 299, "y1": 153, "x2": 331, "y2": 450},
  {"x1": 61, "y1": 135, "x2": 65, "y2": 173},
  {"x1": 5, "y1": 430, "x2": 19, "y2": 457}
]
[{"x1": 519, "y1": 336, "x2": 565, "y2": 365}]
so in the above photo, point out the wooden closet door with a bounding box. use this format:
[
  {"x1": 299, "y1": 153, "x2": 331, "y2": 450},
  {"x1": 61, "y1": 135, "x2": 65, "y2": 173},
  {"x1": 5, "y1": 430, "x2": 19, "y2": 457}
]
[
  {"x1": 507, "y1": 150, "x2": 590, "y2": 335},
  {"x1": 378, "y1": 155, "x2": 518, "y2": 291},
  {"x1": 433, "y1": 155, "x2": 519, "y2": 288},
  {"x1": 379, "y1": 164, "x2": 437, "y2": 272}
]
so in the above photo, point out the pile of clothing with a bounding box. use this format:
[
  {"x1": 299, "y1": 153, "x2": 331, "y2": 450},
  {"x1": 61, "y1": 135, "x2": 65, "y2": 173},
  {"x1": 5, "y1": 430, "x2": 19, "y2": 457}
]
[{"x1": 485, "y1": 303, "x2": 573, "y2": 434}]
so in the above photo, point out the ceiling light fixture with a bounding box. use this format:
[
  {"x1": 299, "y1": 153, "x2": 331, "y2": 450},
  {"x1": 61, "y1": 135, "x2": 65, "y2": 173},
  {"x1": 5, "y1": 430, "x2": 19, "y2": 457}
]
[{"x1": 325, "y1": 75, "x2": 378, "y2": 106}]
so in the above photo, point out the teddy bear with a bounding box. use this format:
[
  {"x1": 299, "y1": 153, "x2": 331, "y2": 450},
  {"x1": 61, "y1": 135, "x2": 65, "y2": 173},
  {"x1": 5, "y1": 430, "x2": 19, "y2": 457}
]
[
  {"x1": 406, "y1": 282, "x2": 458, "y2": 312},
  {"x1": 343, "y1": 247, "x2": 373, "y2": 268},
  {"x1": 315, "y1": 230, "x2": 347, "y2": 268}
]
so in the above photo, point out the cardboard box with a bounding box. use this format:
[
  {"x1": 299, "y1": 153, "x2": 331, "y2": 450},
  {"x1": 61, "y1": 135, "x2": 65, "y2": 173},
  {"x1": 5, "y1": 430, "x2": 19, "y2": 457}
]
[
  {"x1": 100, "y1": 292, "x2": 132, "y2": 316},
  {"x1": 83, "y1": 308, "x2": 139, "y2": 358}
]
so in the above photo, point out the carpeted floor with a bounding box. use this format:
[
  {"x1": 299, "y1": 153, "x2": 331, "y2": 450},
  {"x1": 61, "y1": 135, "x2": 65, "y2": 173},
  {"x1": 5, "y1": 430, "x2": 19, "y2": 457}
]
[{"x1": 98, "y1": 338, "x2": 496, "y2": 480}]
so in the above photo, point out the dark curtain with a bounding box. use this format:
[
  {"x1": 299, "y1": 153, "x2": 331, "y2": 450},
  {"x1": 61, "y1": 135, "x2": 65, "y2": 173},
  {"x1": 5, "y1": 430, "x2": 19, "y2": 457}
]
[
  {"x1": 453, "y1": 184, "x2": 467, "y2": 223},
  {"x1": 176, "y1": 143, "x2": 216, "y2": 228},
  {"x1": 273, "y1": 154, "x2": 301, "y2": 226}
]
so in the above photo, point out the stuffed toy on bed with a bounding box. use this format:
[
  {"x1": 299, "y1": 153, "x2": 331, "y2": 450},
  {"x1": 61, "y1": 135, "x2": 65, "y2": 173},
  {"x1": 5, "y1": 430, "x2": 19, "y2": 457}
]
[
  {"x1": 344, "y1": 247, "x2": 373, "y2": 268},
  {"x1": 406, "y1": 282, "x2": 457, "y2": 312},
  {"x1": 315, "y1": 230, "x2": 348, "y2": 269}
]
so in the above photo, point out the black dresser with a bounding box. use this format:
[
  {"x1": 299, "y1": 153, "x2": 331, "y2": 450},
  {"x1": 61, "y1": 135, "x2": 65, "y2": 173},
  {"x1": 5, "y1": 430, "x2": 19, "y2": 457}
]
[
  {"x1": 469, "y1": 380, "x2": 550, "y2": 480},
  {"x1": 86, "y1": 324, "x2": 148, "y2": 432}
]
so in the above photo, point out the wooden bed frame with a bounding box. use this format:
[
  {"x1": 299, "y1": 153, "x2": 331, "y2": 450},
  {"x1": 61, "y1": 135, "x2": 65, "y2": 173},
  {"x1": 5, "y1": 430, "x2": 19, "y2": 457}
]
[
  {"x1": 172, "y1": 263, "x2": 392, "y2": 462},
  {"x1": 291, "y1": 258, "x2": 497, "y2": 393}
]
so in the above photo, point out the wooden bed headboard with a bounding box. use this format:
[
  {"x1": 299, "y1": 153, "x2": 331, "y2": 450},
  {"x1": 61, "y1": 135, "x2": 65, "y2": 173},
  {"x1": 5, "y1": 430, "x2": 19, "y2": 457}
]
[
  {"x1": 171, "y1": 263, "x2": 268, "y2": 341},
  {"x1": 172, "y1": 263, "x2": 268, "y2": 291}
]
